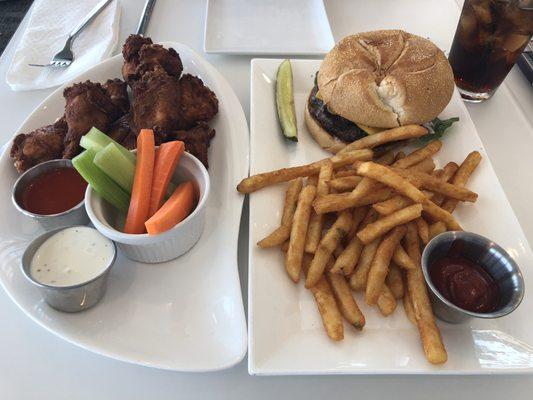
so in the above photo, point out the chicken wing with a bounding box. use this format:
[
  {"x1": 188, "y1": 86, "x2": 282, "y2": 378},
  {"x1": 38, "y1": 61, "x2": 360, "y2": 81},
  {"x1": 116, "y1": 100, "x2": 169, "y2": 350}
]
[
  {"x1": 103, "y1": 78, "x2": 130, "y2": 114},
  {"x1": 171, "y1": 122, "x2": 216, "y2": 168},
  {"x1": 10, "y1": 117, "x2": 67, "y2": 173},
  {"x1": 176, "y1": 74, "x2": 218, "y2": 129},
  {"x1": 131, "y1": 66, "x2": 182, "y2": 140},
  {"x1": 122, "y1": 34, "x2": 182, "y2": 83},
  {"x1": 122, "y1": 34, "x2": 153, "y2": 83},
  {"x1": 62, "y1": 81, "x2": 123, "y2": 159}
]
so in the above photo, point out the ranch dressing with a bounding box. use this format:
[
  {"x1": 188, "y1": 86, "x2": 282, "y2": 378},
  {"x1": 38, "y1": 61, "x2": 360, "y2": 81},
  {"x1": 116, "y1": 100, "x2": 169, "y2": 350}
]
[{"x1": 30, "y1": 227, "x2": 114, "y2": 287}]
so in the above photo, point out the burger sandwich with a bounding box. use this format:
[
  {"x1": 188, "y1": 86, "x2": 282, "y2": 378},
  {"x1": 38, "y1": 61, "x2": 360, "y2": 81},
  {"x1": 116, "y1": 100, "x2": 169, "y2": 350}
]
[{"x1": 305, "y1": 30, "x2": 456, "y2": 153}]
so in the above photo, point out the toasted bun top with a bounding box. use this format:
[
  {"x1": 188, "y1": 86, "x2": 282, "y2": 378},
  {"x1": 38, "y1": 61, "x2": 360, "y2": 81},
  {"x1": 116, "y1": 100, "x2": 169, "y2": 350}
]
[{"x1": 317, "y1": 30, "x2": 454, "y2": 128}]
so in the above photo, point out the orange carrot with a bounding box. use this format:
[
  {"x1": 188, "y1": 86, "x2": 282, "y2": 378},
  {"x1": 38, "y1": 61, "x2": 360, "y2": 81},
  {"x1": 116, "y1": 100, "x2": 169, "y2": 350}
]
[
  {"x1": 124, "y1": 129, "x2": 155, "y2": 234},
  {"x1": 148, "y1": 141, "x2": 185, "y2": 217},
  {"x1": 145, "y1": 181, "x2": 196, "y2": 235}
]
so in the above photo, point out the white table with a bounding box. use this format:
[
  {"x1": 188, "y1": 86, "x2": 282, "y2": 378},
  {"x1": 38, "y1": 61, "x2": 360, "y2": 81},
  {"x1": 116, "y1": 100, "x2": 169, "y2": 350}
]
[{"x1": 1, "y1": 1, "x2": 532, "y2": 399}]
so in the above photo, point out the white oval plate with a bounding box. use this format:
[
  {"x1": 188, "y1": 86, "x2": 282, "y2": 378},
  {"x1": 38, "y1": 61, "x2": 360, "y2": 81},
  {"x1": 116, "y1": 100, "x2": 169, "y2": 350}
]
[{"x1": 0, "y1": 42, "x2": 248, "y2": 372}]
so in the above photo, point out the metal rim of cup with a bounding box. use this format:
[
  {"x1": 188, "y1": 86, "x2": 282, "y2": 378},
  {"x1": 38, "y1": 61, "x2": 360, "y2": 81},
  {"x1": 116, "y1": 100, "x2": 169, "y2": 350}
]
[
  {"x1": 421, "y1": 231, "x2": 525, "y2": 320},
  {"x1": 11, "y1": 159, "x2": 86, "y2": 219},
  {"x1": 21, "y1": 226, "x2": 117, "y2": 291}
]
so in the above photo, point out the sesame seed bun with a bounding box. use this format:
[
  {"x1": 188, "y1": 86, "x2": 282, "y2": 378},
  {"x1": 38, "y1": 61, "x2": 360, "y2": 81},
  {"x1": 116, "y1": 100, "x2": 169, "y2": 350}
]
[{"x1": 316, "y1": 30, "x2": 454, "y2": 128}]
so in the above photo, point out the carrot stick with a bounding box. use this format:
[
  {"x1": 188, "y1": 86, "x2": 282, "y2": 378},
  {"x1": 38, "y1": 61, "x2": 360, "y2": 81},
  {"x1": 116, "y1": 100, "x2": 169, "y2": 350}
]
[
  {"x1": 124, "y1": 129, "x2": 155, "y2": 234},
  {"x1": 148, "y1": 141, "x2": 185, "y2": 217},
  {"x1": 145, "y1": 181, "x2": 196, "y2": 235}
]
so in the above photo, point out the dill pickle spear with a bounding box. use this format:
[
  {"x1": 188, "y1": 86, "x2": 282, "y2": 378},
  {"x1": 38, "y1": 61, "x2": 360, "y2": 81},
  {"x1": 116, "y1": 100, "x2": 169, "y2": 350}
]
[{"x1": 276, "y1": 59, "x2": 298, "y2": 142}]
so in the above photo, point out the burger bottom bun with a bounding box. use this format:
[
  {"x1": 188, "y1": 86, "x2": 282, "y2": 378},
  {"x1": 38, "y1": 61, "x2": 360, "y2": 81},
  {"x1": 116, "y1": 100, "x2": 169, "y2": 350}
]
[{"x1": 304, "y1": 104, "x2": 346, "y2": 154}]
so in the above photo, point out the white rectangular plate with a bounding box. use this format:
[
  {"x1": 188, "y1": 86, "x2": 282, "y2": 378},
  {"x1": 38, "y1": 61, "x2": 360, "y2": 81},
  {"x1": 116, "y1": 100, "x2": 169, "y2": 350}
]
[
  {"x1": 204, "y1": 0, "x2": 335, "y2": 55},
  {"x1": 248, "y1": 58, "x2": 533, "y2": 375}
]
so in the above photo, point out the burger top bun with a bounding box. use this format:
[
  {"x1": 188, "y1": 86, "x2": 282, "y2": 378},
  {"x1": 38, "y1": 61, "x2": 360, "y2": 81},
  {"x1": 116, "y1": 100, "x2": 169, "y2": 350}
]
[{"x1": 317, "y1": 30, "x2": 454, "y2": 128}]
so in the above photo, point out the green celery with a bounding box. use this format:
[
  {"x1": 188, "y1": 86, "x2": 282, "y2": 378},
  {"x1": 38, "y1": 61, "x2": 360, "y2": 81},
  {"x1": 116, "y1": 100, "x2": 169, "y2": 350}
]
[
  {"x1": 73, "y1": 149, "x2": 130, "y2": 213},
  {"x1": 80, "y1": 127, "x2": 136, "y2": 164},
  {"x1": 94, "y1": 143, "x2": 135, "y2": 193}
]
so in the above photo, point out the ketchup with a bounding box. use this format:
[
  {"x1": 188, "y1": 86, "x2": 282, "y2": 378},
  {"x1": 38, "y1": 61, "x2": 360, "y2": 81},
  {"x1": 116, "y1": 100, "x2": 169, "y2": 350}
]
[
  {"x1": 429, "y1": 241, "x2": 499, "y2": 313},
  {"x1": 20, "y1": 167, "x2": 87, "y2": 215}
]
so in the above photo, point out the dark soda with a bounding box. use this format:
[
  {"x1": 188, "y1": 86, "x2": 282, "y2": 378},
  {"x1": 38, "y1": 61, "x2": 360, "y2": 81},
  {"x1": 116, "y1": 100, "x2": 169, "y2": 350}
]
[{"x1": 448, "y1": 0, "x2": 533, "y2": 101}]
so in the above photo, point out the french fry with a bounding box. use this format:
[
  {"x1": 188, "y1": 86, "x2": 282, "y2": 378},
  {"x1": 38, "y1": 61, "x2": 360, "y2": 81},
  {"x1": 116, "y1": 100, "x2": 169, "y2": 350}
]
[
  {"x1": 326, "y1": 267, "x2": 365, "y2": 329},
  {"x1": 313, "y1": 178, "x2": 382, "y2": 214},
  {"x1": 365, "y1": 226, "x2": 406, "y2": 305},
  {"x1": 305, "y1": 162, "x2": 333, "y2": 253},
  {"x1": 404, "y1": 222, "x2": 447, "y2": 364},
  {"x1": 403, "y1": 281, "x2": 417, "y2": 325},
  {"x1": 357, "y1": 204, "x2": 422, "y2": 245},
  {"x1": 280, "y1": 240, "x2": 289, "y2": 252},
  {"x1": 428, "y1": 221, "x2": 447, "y2": 240},
  {"x1": 356, "y1": 162, "x2": 427, "y2": 203},
  {"x1": 327, "y1": 176, "x2": 362, "y2": 192},
  {"x1": 409, "y1": 157, "x2": 436, "y2": 174},
  {"x1": 386, "y1": 263, "x2": 405, "y2": 299},
  {"x1": 347, "y1": 207, "x2": 370, "y2": 239},
  {"x1": 285, "y1": 185, "x2": 316, "y2": 282},
  {"x1": 257, "y1": 178, "x2": 303, "y2": 248},
  {"x1": 237, "y1": 149, "x2": 373, "y2": 193},
  {"x1": 334, "y1": 169, "x2": 358, "y2": 178},
  {"x1": 422, "y1": 201, "x2": 462, "y2": 231},
  {"x1": 307, "y1": 175, "x2": 319, "y2": 186},
  {"x1": 377, "y1": 284, "x2": 397, "y2": 316},
  {"x1": 301, "y1": 255, "x2": 344, "y2": 341},
  {"x1": 332, "y1": 208, "x2": 376, "y2": 275},
  {"x1": 392, "y1": 141, "x2": 442, "y2": 169},
  {"x1": 393, "y1": 244, "x2": 417, "y2": 270},
  {"x1": 338, "y1": 125, "x2": 428, "y2": 154},
  {"x1": 373, "y1": 195, "x2": 412, "y2": 216},
  {"x1": 349, "y1": 236, "x2": 382, "y2": 291},
  {"x1": 428, "y1": 163, "x2": 459, "y2": 207},
  {"x1": 415, "y1": 217, "x2": 429, "y2": 244},
  {"x1": 392, "y1": 167, "x2": 478, "y2": 202},
  {"x1": 306, "y1": 210, "x2": 352, "y2": 288},
  {"x1": 442, "y1": 151, "x2": 482, "y2": 213}
]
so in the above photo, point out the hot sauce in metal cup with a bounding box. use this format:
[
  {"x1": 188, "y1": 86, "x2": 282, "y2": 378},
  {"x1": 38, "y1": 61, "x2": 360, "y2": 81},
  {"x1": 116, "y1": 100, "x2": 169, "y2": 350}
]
[
  {"x1": 20, "y1": 167, "x2": 88, "y2": 215},
  {"x1": 429, "y1": 240, "x2": 500, "y2": 313}
]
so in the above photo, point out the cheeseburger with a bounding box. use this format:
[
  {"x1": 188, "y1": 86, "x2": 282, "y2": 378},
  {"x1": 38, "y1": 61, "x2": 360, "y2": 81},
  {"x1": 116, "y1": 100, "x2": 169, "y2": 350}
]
[{"x1": 305, "y1": 30, "x2": 455, "y2": 153}]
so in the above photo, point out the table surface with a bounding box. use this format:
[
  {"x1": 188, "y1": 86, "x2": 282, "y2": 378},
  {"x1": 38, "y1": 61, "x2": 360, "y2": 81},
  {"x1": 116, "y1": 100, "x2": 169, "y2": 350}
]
[{"x1": 1, "y1": 1, "x2": 532, "y2": 399}]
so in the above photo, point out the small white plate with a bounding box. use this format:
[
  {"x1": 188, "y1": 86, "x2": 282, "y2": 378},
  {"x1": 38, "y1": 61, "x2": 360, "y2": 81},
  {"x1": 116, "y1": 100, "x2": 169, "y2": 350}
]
[
  {"x1": 204, "y1": 0, "x2": 335, "y2": 55},
  {"x1": 0, "y1": 42, "x2": 249, "y2": 372},
  {"x1": 248, "y1": 58, "x2": 533, "y2": 375}
]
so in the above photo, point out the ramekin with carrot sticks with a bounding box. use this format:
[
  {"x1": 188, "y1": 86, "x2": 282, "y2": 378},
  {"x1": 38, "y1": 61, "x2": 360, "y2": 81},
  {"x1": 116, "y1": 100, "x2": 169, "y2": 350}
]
[{"x1": 79, "y1": 128, "x2": 210, "y2": 263}]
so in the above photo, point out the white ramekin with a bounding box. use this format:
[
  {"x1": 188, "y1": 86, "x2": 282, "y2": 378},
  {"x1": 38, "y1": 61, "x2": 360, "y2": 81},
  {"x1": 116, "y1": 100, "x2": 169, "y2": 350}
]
[{"x1": 85, "y1": 152, "x2": 210, "y2": 264}]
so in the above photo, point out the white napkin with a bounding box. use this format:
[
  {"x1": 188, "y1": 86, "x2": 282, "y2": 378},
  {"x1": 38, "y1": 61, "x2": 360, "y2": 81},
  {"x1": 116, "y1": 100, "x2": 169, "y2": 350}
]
[{"x1": 6, "y1": 0, "x2": 121, "y2": 91}]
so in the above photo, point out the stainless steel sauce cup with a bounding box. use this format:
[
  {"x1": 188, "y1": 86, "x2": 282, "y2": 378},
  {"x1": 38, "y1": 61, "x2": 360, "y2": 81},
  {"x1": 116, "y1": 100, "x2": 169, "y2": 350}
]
[
  {"x1": 421, "y1": 231, "x2": 525, "y2": 324},
  {"x1": 12, "y1": 159, "x2": 89, "y2": 230},
  {"x1": 21, "y1": 226, "x2": 117, "y2": 313}
]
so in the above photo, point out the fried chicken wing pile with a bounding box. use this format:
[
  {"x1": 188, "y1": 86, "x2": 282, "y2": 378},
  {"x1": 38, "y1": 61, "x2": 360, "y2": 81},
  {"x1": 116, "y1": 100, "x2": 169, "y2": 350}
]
[
  {"x1": 10, "y1": 34, "x2": 218, "y2": 173},
  {"x1": 125, "y1": 34, "x2": 218, "y2": 166}
]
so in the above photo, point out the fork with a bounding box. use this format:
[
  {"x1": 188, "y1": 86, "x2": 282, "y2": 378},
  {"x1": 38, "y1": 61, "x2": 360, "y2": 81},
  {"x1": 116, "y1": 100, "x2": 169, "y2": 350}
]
[{"x1": 28, "y1": 0, "x2": 114, "y2": 68}]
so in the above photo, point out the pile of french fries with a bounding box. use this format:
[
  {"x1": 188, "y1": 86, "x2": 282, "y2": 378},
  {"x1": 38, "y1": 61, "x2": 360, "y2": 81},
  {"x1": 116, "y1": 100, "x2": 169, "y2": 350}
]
[{"x1": 237, "y1": 125, "x2": 482, "y2": 365}]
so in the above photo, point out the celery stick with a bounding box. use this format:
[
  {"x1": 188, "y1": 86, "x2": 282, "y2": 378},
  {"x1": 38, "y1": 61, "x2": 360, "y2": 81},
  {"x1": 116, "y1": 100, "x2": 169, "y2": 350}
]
[
  {"x1": 72, "y1": 149, "x2": 130, "y2": 213},
  {"x1": 80, "y1": 127, "x2": 136, "y2": 164},
  {"x1": 94, "y1": 143, "x2": 135, "y2": 193}
]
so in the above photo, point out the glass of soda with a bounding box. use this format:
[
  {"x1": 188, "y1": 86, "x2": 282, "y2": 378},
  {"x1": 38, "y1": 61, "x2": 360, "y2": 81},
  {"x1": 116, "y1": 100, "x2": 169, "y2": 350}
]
[{"x1": 449, "y1": 0, "x2": 532, "y2": 102}]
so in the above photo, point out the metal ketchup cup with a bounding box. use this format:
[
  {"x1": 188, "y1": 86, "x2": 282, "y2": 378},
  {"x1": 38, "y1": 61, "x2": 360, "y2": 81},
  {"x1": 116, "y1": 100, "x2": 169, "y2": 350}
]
[
  {"x1": 21, "y1": 226, "x2": 117, "y2": 313},
  {"x1": 11, "y1": 159, "x2": 89, "y2": 230},
  {"x1": 421, "y1": 231, "x2": 525, "y2": 324}
]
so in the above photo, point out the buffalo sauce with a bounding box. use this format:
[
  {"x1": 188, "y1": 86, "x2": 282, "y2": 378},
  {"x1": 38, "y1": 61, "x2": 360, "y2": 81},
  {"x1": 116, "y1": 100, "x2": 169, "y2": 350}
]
[
  {"x1": 429, "y1": 240, "x2": 499, "y2": 313},
  {"x1": 21, "y1": 167, "x2": 87, "y2": 215}
]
